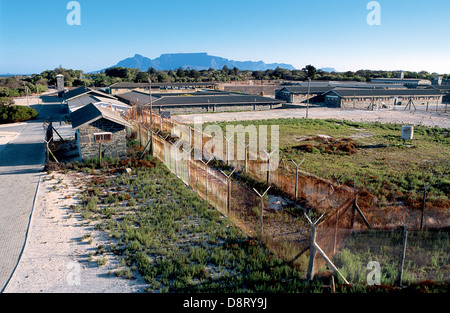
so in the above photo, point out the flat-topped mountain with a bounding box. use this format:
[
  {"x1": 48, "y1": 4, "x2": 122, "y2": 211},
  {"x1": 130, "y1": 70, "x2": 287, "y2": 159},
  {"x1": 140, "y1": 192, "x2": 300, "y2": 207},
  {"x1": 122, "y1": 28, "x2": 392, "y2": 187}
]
[{"x1": 107, "y1": 52, "x2": 296, "y2": 71}]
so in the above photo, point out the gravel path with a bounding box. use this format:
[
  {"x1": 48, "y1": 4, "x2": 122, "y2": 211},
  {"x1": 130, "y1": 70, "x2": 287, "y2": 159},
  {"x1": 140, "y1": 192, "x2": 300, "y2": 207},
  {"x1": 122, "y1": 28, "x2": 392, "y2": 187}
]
[{"x1": 3, "y1": 172, "x2": 147, "y2": 293}]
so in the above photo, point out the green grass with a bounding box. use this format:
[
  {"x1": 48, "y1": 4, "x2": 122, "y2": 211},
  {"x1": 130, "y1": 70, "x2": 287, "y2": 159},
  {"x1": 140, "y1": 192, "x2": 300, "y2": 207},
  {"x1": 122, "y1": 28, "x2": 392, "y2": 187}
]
[
  {"x1": 208, "y1": 118, "x2": 450, "y2": 214},
  {"x1": 331, "y1": 230, "x2": 450, "y2": 287},
  {"x1": 74, "y1": 157, "x2": 315, "y2": 293},
  {"x1": 63, "y1": 135, "x2": 448, "y2": 293}
]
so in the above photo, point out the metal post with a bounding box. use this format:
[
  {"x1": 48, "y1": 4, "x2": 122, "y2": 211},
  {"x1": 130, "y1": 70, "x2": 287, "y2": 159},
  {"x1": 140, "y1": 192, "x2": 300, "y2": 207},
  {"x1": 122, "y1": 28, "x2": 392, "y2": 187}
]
[
  {"x1": 182, "y1": 147, "x2": 194, "y2": 186},
  {"x1": 397, "y1": 228, "x2": 408, "y2": 286},
  {"x1": 225, "y1": 135, "x2": 233, "y2": 166},
  {"x1": 421, "y1": 181, "x2": 431, "y2": 231},
  {"x1": 291, "y1": 159, "x2": 304, "y2": 200},
  {"x1": 306, "y1": 77, "x2": 310, "y2": 118},
  {"x1": 98, "y1": 142, "x2": 102, "y2": 167},
  {"x1": 306, "y1": 224, "x2": 317, "y2": 281},
  {"x1": 263, "y1": 150, "x2": 275, "y2": 185},
  {"x1": 148, "y1": 78, "x2": 153, "y2": 127},
  {"x1": 221, "y1": 169, "x2": 235, "y2": 217},
  {"x1": 200, "y1": 157, "x2": 213, "y2": 200},
  {"x1": 253, "y1": 187, "x2": 270, "y2": 243}
]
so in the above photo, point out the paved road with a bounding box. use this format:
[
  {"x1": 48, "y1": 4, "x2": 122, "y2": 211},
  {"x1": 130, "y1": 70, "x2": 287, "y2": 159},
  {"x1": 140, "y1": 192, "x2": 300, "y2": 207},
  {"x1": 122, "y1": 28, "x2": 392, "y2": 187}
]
[{"x1": 0, "y1": 97, "x2": 67, "y2": 292}]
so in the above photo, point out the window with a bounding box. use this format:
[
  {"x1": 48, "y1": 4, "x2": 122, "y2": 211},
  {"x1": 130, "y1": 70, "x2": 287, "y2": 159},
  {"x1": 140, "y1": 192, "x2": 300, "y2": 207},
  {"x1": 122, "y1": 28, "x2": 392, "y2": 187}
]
[{"x1": 94, "y1": 132, "x2": 112, "y2": 142}]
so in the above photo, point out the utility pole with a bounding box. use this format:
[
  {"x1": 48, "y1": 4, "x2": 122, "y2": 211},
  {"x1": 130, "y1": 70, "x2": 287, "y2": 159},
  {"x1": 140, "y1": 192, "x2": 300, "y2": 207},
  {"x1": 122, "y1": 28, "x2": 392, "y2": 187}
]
[
  {"x1": 23, "y1": 82, "x2": 29, "y2": 106},
  {"x1": 306, "y1": 77, "x2": 311, "y2": 118},
  {"x1": 148, "y1": 77, "x2": 153, "y2": 127}
]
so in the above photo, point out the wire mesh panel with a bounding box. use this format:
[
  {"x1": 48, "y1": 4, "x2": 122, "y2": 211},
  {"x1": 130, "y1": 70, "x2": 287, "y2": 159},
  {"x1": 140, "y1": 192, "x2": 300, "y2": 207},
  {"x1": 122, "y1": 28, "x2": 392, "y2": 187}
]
[
  {"x1": 314, "y1": 196, "x2": 356, "y2": 271},
  {"x1": 129, "y1": 112, "x2": 364, "y2": 280}
]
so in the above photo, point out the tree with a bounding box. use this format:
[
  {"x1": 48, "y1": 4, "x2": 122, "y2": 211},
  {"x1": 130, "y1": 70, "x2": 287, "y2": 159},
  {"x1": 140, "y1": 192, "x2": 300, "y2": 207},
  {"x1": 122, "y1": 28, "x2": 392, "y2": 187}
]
[
  {"x1": 176, "y1": 67, "x2": 186, "y2": 78},
  {"x1": 0, "y1": 97, "x2": 14, "y2": 106},
  {"x1": 252, "y1": 71, "x2": 264, "y2": 80},
  {"x1": 302, "y1": 65, "x2": 317, "y2": 80},
  {"x1": 135, "y1": 71, "x2": 149, "y2": 83}
]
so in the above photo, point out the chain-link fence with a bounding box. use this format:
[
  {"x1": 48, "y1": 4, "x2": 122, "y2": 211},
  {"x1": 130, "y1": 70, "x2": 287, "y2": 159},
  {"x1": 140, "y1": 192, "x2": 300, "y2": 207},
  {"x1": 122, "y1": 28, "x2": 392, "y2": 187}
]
[
  {"x1": 125, "y1": 108, "x2": 449, "y2": 285},
  {"x1": 128, "y1": 109, "x2": 360, "y2": 277}
]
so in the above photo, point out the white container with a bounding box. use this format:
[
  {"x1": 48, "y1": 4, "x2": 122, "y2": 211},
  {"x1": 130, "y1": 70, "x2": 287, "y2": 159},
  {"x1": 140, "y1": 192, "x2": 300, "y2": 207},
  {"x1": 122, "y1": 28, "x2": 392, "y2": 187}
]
[{"x1": 401, "y1": 126, "x2": 414, "y2": 140}]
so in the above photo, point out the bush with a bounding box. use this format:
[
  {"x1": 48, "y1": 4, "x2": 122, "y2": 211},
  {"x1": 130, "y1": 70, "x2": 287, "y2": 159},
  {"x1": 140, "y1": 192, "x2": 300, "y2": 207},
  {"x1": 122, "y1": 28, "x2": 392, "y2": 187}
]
[{"x1": 0, "y1": 105, "x2": 38, "y2": 124}]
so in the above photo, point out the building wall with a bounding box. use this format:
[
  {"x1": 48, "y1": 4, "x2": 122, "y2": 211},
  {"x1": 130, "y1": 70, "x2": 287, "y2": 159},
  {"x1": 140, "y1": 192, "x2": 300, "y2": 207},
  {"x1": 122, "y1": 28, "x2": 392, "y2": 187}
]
[
  {"x1": 275, "y1": 89, "x2": 324, "y2": 104},
  {"x1": 326, "y1": 95, "x2": 443, "y2": 109},
  {"x1": 155, "y1": 103, "x2": 282, "y2": 115},
  {"x1": 111, "y1": 87, "x2": 214, "y2": 95},
  {"x1": 78, "y1": 118, "x2": 128, "y2": 160}
]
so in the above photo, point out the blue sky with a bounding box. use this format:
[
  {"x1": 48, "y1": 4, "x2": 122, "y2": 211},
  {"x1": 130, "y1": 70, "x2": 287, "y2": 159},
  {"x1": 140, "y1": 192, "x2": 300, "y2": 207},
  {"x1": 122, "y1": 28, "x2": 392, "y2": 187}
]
[{"x1": 0, "y1": 0, "x2": 449, "y2": 74}]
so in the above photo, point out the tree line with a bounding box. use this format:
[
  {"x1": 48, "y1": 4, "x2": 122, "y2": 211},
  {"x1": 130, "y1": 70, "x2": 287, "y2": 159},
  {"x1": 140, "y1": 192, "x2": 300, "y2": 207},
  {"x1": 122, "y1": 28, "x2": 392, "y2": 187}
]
[{"x1": 1, "y1": 65, "x2": 448, "y2": 104}]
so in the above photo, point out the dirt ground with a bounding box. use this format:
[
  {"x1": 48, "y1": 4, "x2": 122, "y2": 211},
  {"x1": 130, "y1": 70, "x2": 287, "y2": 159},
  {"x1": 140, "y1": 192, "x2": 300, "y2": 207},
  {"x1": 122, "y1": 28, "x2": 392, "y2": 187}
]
[
  {"x1": 3, "y1": 171, "x2": 148, "y2": 293},
  {"x1": 173, "y1": 107, "x2": 450, "y2": 129},
  {"x1": 3, "y1": 105, "x2": 448, "y2": 293}
]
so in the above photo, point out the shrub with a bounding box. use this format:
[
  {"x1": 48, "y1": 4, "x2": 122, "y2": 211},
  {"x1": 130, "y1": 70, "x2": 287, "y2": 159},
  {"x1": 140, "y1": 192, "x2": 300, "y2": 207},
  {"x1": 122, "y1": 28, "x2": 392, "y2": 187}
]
[{"x1": 0, "y1": 105, "x2": 38, "y2": 124}]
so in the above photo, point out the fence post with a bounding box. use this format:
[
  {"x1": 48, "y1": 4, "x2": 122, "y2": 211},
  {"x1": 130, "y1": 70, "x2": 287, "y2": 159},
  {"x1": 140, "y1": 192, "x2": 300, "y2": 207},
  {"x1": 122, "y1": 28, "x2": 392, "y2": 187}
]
[
  {"x1": 421, "y1": 180, "x2": 431, "y2": 231},
  {"x1": 263, "y1": 150, "x2": 276, "y2": 185},
  {"x1": 182, "y1": 147, "x2": 194, "y2": 186},
  {"x1": 304, "y1": 212, "x2": 324, "y2": 282},
  {"x1": 397, "y1": 228, "x2": 408, "y2": 286},
  {"x1": 98, "y1": 142, "x2": 102, "y2": 167},
  {"x1": 306, "y1": 224, "x2": 317, "y2": 281},
  {"x1": 221, "y1": 169, "x2": 235, "y2": 217},
  {"x1": 291, "y1": 159, "x2": 304, "y2": 200},
  {"x1": 200, "y1": 157, "x2": 214, "y2": 200},
  {"x1": 253, "y1": 186, "x2": 271, "y2": 243},
  {"x1": 225, "y1": 135, "x2": 233, "y2": 166}
]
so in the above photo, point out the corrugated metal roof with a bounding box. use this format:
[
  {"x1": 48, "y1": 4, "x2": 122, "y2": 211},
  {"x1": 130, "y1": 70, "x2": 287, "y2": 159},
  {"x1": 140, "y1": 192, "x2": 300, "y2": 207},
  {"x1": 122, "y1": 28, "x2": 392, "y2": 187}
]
[
  {"x1": 325, "y1": 88, "x2": 443, "y2": 97},
  {"x1": 71, "y1": 103, "x2": 131, "y2": 130},
  {"x1": 110, "y1": 82, "x2": 218, "y2": 88},
  {"x1": 152, "y1": 94, "x2": 284, "y2": 106}
]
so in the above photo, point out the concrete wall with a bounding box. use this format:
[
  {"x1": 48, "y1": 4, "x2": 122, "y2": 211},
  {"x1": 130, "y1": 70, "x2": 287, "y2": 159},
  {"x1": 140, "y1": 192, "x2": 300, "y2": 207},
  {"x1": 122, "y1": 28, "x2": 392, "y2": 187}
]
[
  {"x1": 157, "y1": 103, "x2": 283, "y2": 115},
  {"x1": 111, "y1": 87, "x2": 211, "y2": 95},
  {"x1": 78, "y1": 118, "x2": 128, "y2": 160},
  {"x1": 275, "y1": 90, "x2": 323, "y2": 104},
  {"x1": 325, "y1": 95, "x2": 443, "y2": 109}
]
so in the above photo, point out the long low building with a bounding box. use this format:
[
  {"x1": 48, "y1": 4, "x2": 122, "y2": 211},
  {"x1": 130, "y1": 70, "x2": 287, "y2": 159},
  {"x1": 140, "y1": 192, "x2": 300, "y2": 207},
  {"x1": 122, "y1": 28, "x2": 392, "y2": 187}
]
[
  {"x1": 323, "y1": 88, "x2": 443, "y2": 109},
  {"x1": 115, "y1": 90, "x2": 285, "y2": 114},
  {"x1": 109, "y1": 82, "x2": 218, "y2": 95},
  {"x1": 275, "y1": 82, "x2": 407, "y2": 104}
]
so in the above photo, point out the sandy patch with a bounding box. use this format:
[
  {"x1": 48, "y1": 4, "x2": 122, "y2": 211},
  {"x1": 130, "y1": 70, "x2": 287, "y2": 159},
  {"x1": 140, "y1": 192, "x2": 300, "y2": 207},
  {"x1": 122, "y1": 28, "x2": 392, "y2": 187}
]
[{"x1": 3, "y1": 171, "x2": 148, "y2": 293}]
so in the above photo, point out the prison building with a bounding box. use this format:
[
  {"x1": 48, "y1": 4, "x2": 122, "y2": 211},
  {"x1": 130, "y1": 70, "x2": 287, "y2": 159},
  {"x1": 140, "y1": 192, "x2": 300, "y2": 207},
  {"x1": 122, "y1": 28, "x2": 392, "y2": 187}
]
[
  {"x1": 275, "y1": 86, "x2": 336, "y2": 103},
  {"x1": 66, "y1": 94, "x2": 131, "y2": 114},
  {"x1": 63, "y1": 86, "x2": 117, "y2": 102},
  {"x1": 274, "y1": 81, "x2": 408, "y2": 104},
  {"x1": 322, "y1": 88, "x2": 443, "y2": 109},
  {"x1": 115, "y1": 90, "x2": 284, "y2": 114},
  {"x1": 431, "y1": 85, "x2": 450, "y2": 103},
  {"x1": 370, "y1": 78, "x2": 432, "y2": 88},
  {"x1": 109, "y1": 82, "x2": 218, "y2": 95},
  {"x1": 70, "y1": 103, "x2": 131, "y2": 161}
]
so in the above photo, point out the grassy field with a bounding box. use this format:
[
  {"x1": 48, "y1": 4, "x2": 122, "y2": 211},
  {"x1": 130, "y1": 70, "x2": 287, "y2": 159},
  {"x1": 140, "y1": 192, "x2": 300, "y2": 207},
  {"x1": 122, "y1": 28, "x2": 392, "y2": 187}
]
[
  {"x1": 210, "y1": 118, "x2": 450, "y2": 229},
  {"x1": 66, "y1": 158, "x2": 319, "y2": 293},
  {"x1": 49, "y1": 152, "x2": 448, "y2": 293},
  {"x1": 47, "y1": 117, "x2": 449, "y2": 292}
]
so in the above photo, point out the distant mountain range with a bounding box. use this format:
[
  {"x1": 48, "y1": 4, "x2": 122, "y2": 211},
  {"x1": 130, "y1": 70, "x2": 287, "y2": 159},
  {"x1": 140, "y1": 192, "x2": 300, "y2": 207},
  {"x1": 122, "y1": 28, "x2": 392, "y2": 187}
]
[{"x1": 103, "y1": 53, "x2": 297, "y2": 72}]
